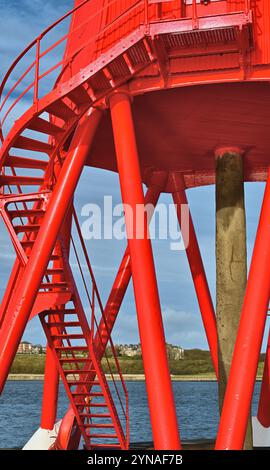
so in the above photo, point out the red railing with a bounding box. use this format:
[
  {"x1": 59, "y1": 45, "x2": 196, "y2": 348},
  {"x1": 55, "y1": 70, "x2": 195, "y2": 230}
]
[
  {"x1": 0, "y1": 0, "x2": 144, "y2": 139},
  {"x1": 70, "y1": 208, "x2": 129, "y2": 447},
  {"x1": 0, "y1": 0, "x2": 252, "y2": 142}
]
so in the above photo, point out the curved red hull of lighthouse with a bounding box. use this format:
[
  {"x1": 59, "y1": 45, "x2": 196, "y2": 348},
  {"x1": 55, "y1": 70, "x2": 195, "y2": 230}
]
[{"x1": 0, "y1": 0, "x2": 270, "y2": 450}]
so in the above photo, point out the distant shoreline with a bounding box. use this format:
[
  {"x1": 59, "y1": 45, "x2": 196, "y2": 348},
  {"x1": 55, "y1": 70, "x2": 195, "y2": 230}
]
[{"x1": 7, "y1": 373, "x2": 263, "y2": 382}]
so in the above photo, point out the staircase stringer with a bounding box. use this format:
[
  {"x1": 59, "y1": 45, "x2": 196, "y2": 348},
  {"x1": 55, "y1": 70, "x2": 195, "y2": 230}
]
[{"x1": 39, "y1": 237, "x2": 127, "y2": 449}]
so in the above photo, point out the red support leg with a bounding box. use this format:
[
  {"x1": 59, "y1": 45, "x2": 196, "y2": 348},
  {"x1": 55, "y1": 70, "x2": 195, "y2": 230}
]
[
  {"x1": 41, "y1": 345, "x2": 59, "y2": 430},
  {"x1": 257, "y1": 328, "x2": 270, "y2": 427},
  {"x1": 170, "y1": 172, "x2": 218, "y2": 378},
  {"x1": 56, "y1": 174, "x2": 167, "y2": 450},
  {"x1": 110, "y1": 90, "x2": 180, "y2": 450},
  {"x1": 0, "y1": 108, "x2": 101, "y2": 392},
  {"x1": 216, "y1": 169, "x2": 270, "y2": 450}
]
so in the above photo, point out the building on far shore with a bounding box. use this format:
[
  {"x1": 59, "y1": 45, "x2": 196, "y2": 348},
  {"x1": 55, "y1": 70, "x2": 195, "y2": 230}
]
[
  {"x1": 17, "y1": 341, "x2": 43, "y2": 354},
  {"x1": 17, "y1": 341, "x2": 32, "y2": 354},
  {"x1": 114, "y1": 343, "x2": 184, "y2": 360}
]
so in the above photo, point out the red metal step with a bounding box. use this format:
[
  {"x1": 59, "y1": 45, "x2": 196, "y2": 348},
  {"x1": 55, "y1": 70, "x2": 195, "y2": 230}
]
[
  {"x1": 0, "y1": 175, "x2": 44, "y2": 186},
  {"x1": 91, "y1": 444, "x2": 121, "y2": 449},
  {"x1": 55, "y1": 346, "x2": 89, "y2": 351},
  {"x1": 45, "y1": 268, "x2": 64, "y2": 276},
  {"x1": 13, "y1": 136, "x2": 52, "y2": 154},
  {"x1": 51, "y1": 333, "x2": 84, "y2": 339},
  {"x1": 47, "y1": 321, "x2": 81, "y2": 327},
  {"x1": 40, "y1": 281, "x2": 68, "y2": 289},
  {"x1": 67, "y1": 86, "x2": 93, "y2": 107},
  {"x1": 84, "y1": 413, "x2": 111, "y2": 419},
  {"x1": 86, "y1": 403, "x2": 108, "y2": 408},
  {"x1": 85, "y1": 423, "x2": 114, "y2": 429},
  {"x1": 46, "y1": 100, "x2": 77, "y2": 121},
  {"x1": 8, "y1": 209, "x2": 45, "y2": 219},
  {"x1": 4, "y1": 155, "x2": 47, "y2": 170},
  {"x1": 14, "y1": 224, "x2": 40, "y2": 234},
  {"x1": 27, "y1": 116, "x2": 65, "y2": 136},
  {"x1": 59, "y1": 357, "x2": 91, "y2": 363},
  {"x1": 67, "y1": 380, "x2": 100, "y2": 386}
]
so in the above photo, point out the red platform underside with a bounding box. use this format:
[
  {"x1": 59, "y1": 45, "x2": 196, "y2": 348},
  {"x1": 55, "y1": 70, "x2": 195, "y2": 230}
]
[{"x1": 88, "y1": 81, "x2": 270, "y2": 187}]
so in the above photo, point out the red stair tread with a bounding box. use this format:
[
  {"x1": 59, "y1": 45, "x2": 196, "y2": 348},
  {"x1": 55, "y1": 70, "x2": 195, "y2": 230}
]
[
  {"x1": 4, "y1": 155, "x2": 47, "y2": 170},
  {"x1": 27, "y1": 116, "x2": 64, "y2": 136},
  {"x1": 8, "y1": 209, "x2": 45, "y2": 218},
  {"x1": 46, "y1": 100, "x2": 76, "y2": 121},
  {"x1": 13, "y1": 136, "x2": 52, "y2": 154},
  {"x1": 67, "y1": 86, "x2": 93, "y2": 106},
  {"x1": 0, "y1": 175, "x2": 44, "y2": 186},
  {"x1": 91, "y1": 444, "x2": 121, "y2": 449},
  {"x1": 85, "y1": 423, "x2": 114, "y2": 428}
]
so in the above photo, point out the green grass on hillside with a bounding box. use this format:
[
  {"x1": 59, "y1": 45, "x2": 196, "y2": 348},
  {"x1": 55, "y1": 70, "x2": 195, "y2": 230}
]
[
  {"x1": 11, "y1": 354, "x2": 46, "y2": 374},
  {"x1": 10, "y1": 350, "x2": 265, "y2": 376}
]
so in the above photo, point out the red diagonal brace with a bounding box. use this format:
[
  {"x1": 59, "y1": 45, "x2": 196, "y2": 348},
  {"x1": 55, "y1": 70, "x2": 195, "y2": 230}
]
[{"x1": 170, "y1": 172, "x2": 218, "y2": 378}]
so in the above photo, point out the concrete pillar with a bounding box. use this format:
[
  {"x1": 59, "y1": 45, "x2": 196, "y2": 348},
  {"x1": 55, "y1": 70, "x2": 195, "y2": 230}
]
[{"x1": 215, "y1": 147, "x2": 253, "y2": 449}]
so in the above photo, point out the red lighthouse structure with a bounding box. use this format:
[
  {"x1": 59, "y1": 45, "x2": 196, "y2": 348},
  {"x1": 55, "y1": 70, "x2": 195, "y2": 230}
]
[{"x1": 1, "y1": 0, "x2": 270, "y2": 450}]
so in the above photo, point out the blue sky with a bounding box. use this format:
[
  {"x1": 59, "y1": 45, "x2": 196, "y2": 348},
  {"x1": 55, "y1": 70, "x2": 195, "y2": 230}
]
[{"x1": 0, "y1": 0, "x2": 269, "y2": 351}]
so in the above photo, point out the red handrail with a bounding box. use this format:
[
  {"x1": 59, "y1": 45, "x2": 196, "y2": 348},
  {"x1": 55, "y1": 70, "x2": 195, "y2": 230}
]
[
  {"x1": 70, "y1": 208, "x2": 129, "y2": 445},
  {"x1": 0, "y1": 0, "x2": 91, "y2": 103},
  {"x1": 0, "y1": 0, "x2": 143, "y2": 137}
]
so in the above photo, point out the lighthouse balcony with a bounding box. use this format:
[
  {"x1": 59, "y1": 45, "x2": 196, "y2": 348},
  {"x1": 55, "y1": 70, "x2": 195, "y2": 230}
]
[
  {"x1": 84, "y1": 0, "x2": 254, "y2": 95},
  {"x1": 148, "y1": 1, "x2": 253, "y2": 50}
]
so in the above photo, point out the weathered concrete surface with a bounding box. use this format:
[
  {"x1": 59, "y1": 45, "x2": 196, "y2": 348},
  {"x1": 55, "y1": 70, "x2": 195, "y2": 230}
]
[{"x1": 215, "y1": 150, "x2": 253, "y2": 450}]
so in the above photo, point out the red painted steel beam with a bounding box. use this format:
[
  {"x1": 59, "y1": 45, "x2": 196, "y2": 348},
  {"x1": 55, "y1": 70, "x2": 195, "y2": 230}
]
[
  {"x1": 170, "y1": 172, "x2": 218, "y2": 378},
  {"x1": 0, "y1": 108, "x2": 101, "y2": 393},
  {"x1": 56, "y1": 173, "x2": 167, "y2": 450},
  {"x1": 110, "y1": 90, "x2": 181, "y2": 450},
  {"x1": 41, "y1": 345, "x2": 60, "y2": 430},
  {"x1": 216, "y1": 168, "x2": 270, "y2": 450},
  {"x1": 257, "y1": 328, "x2": 270, "y2": 427}
]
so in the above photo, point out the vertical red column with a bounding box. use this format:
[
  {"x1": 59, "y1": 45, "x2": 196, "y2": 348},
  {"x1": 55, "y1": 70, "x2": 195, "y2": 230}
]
[
  {"x1": 110, "y1": 91, "x2": 181, "y2": 450},
  {"x1": 216, "y1": 169, "x2": 270, "y2": 449},
  {"x1": 41, "y1": 346, "x2": 59, "y2": 430},
  {"x1": 171, "y1": 172, "x2": 218, "y2": 377}
]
